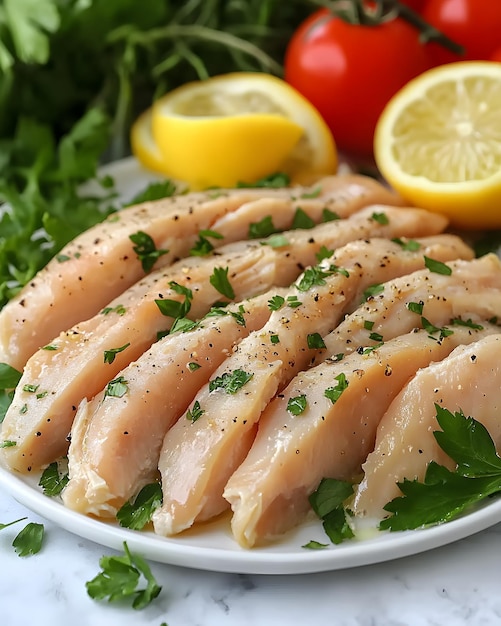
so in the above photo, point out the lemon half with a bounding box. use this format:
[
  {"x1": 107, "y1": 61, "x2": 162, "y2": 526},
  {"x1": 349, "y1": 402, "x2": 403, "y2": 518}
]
[
  {"x1": 374, "y1": 61, "x2": 501, "y2": 230},
  {"x1": 132, "y1": 72, "x2": 337, "y2": 189}
]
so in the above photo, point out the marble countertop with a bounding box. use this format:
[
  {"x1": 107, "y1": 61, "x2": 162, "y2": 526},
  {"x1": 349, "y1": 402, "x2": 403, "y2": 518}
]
[{"x1": 2, "y1": 488, "x2": 501, "y2": 626}]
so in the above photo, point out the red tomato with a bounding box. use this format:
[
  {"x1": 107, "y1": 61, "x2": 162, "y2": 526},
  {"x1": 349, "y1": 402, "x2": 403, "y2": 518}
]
[
  {"x1": 491, "y1": 48, "x2": 501, "y2": 64},
  {"x1": 284, "y1": 9, "x2": 433, "y2": 159},
  {"x1": 423, "y1": 0, "x2": 501, "y2": 65},
  {"x1": 400, "y1": 0, "x2": 428, "y2": 11}
]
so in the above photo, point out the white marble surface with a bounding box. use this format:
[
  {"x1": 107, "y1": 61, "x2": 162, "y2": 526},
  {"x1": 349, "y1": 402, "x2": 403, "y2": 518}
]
[{"x1": 2, "y1": 487, "x2": 501, "y2": 626}]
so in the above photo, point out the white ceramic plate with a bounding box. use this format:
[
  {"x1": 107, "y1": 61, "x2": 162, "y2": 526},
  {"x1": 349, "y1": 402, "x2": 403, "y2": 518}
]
[
  {"x1": 2, "y1": 462, "x2": 501, "y2": 575},
  {"x1": 2, "y1": 157, "x2": 501, "y2": 576}
]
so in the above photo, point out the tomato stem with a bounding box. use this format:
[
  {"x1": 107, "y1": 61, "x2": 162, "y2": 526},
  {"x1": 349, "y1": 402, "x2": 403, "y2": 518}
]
[{"x1": 325, "y1": 0, "x2": 465, "y2": 56}]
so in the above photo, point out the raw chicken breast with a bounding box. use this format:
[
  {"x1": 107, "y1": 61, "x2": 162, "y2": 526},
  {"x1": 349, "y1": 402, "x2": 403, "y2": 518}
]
[
  {"x1": 62, "y1": 287, "x2": 288, "y2": 516},
  {"x1": 224, "y1": 324, "x2": 498, "y2": 547},
  {"x1": 351, "y1": 333, "x2": 501, "y2": 524},
  {"x1": 152, "y1": 233, "x2": 468, "y2": 537},
  {"x1": 0, "y1": 175, "x2": 401, "y2": 369},
  {"x1": 1, "y1": 205, "x2": 446, "y2": 473},
  {"x1": 318, "y1": 253, "x2": 501, "y2": 363}
]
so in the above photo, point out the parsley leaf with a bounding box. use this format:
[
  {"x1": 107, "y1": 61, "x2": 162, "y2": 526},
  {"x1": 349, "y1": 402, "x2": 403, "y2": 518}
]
[
  {"x1": 104, "y1": 342, "x2": 130, "y2": 365},
  {"x1": 186, "y1": 400, "x2": 204, "y2": 422},
  {"x1": 209, "y1": 369, "x2": 253, "y2": 394},
  {"x1": 39, "y1": 461, "x2": 69, "y2": 496},
  {"x1": 424, "y1": 256, "x2": 452, "y2": 276},
  {"x1": 380, "y1": 406, "x2": 501, "y2": 531},
  {"x1": 104, "y1": 376, "x2": 128, "y2": 399},
  {"x1": 237, "y1": 172, "x2": 290, "y2": 189},
  {"x1": 210, "y1": 267, "x2": 235, "y2": 300},
  {"x1": 189, "y1": 229, "x2": 224, "y2": 256},
  {"x1": 124, "y1": 180, "x2": 177, "y2": 206},
  {"x1": 287, "y1": 394, "x2": 307, "y2": 415},
  {"x1": 12, "y1": 522, "x2": 44, "y2": 557},
  {"x1": 248, "y1": 215, "x2": 279, "y2": 239},
  {"x1": 268, "y1": 294, "x2": 285, "y2": 311},
  {"x1": 309, "y1": 478, "x2": 354, "y2": 544},
  {"x1": 324, "y1": 373, "x2": 349, "y2": 404},
  {"x1": 129, "y1": 231, "x2": 168, "y2": 273},
  {"x1": 86, "y1": 541, "x2": 161, "y2": 610},
  {"x1": 291, "y1": 207, "x2": 315, "y2": 230},
  {"x1": 116, "y1": 483, "x2": 163, "y2": 530}
]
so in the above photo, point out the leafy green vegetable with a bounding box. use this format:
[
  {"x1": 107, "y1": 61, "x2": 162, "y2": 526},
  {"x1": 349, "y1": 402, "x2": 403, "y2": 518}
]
[
  {"x1": 210, "y1": 266, "x2": 235, "y2": 300},
  {"x1": 309, "y1": 478, "x2": 354, "y2": 544},
  {"x1": 291, "y1": 207, "x2": 315, "y2": 230},
  {"x1": 424, "y1": 256, "x2": 452, "y2": 276},
  {"x1": 86, "y1": 541, "x2": 161, "y2": 610},
  {"x1": 189, "y1": 229, "x2": 224, "y2": 256},
  {"x1": 104, "y1": 376, "x2": 129, "y2": 399},
  {"x1": 129, "y1": 231, "x2": 168, "y2": 272},
  {"x1": 248, "y1": 215, "x2": 279, "y2": 239},
  {"x1": 209, "y1": 369, "x2": 253, "y2": 394},
  {"x1": 380, "y1": 406, "x2": 501, "y2": 531},
  {"x1": 12, "y1": 522, "x2": 44, "y2": 556},
  {"x1": 324, "y1": 373, "x2": 349, "y2": 405},
  {"x1": 287, "y1": 394, "x2": 307, "y2": 416},
  {"x1": 116, "y1": 483, "x2": 163, "y2": 530},
  {"x1": 0, "y1": 1, "x2": 318, "y2": 310},
  {"x1": 104, "y1": 342, "x2": 130, "y2": 365},
  {"x1": 39, "y1": 461, "x2": 69, "y2": 496},
  {"x1": 186, "y1": 400, "x2": 204, "y2": 423}
]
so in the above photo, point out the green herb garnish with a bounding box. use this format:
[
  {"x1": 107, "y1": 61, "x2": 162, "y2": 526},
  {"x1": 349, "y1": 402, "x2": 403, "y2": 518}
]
[
  {"x1": 129, "y1": 231, "x2": 168, "y2": 273},
  {"x1": 424, "y1": 256, "x2": 452, "y2": 276},
  {"x1": 209, "y1": 369, "x2": 253, "y2": 394},
  {"x1": 104, "y1": 342, "x2": 130, "y2": 365},
  {"x1": 287, "y1": 394, "x2": 307, "y2": 415},
  {"x1": 86, "y1": 541, "x2": 161, "y2": 610},
  {"x1": 210, "y1": 267, "x2": 235, "y2": 300},
  {"x1": 39, "y1": 461, "x2": 69, "y2": 496},
  {"x1": 380, "y1": 406, "x2": 501, "y2": 531},
  {"x1": 116, "y1": 483, "x2": 163, "y2": 530}
]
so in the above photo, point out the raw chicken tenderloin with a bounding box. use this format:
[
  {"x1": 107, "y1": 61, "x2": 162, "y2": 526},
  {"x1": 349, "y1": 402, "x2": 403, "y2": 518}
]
[
  {"x1": 2, "y1": 205, "x2": 441, "y2": 473},
  {"x1": 316, "y1": 253, "x2": 501, "y2": 363},
  {"x1": 152, "y1": 233, "x2": 468, "y2": 537},
  {"x1": 351, "y1": 333, "x2": 501, "y2": 524},
  {"x1": 224, "y1": 324, "x2": 498, "y2": 547},
  {"x1": 0, "y1": 174, "x2": 401, "y2": 369},
  {"x1": 62, "y1": 287, "x2": 289, "y2": 517}
]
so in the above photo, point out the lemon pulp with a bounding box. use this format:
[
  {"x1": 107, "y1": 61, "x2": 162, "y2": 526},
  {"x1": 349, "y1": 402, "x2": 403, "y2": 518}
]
[{"x1": 375, "y1": 61, "x2": 501, "y2": 229}]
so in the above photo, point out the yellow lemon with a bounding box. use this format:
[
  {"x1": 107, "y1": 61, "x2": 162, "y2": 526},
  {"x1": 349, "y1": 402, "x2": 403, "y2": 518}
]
[
  {"x1": 374, "y1": 61, "x2": 501, "y2": 230},
  {"x1": 131, "y1": 72, "x2": 337, "y2": 189}
]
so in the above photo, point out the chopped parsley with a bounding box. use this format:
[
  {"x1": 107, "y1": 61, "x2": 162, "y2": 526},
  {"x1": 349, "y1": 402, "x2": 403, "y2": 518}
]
[
  {"x1": 407, "y1": 301, "x2": 424, "y2": 315},
  {"x1": 248, "y1": 215, "x2": 279, "y2": 239},
  {"x1": 324, "y1": 373, "x2": 349, "y2": 404},
  {"x1": 104, "y1": 343, "x2": 130, "y2": 365},
  {"x1": 209, "y1": 369, "x2": 253, "y2": 394},
  {"x1": 268, "y1": 294, "x2": 285, "y2": 311},
  {"x1": 86, "y1": 541, "x2": 161, "y2": 610},
  {"x1": 12, "y1": 522, "x2": 45, "y2": 557},
  {"x1": 424, "y1": 256, "x2": 452, "y2": 276},
  {"x1": 363, "y1": 283, "x2": 384, "y2": 301},
  {"x1": 188, "y1": 362, "x2": 201, "y2": 372},
  {"x1": 287, "y1": 394, "x2": 307, "y2": 415},
  {"x1": 116, "y1": 483, "x2": 163, "y2": 530},
  {"x1": 371, "y1": 211, "x2": 389, "y2": 225},
  {"x1": 39, "y1": 461, "x2": 69, "y2": 496},
  {"x1": 291, "y1": 207, "x2": 315, "y2": 230},
  {"x1": 322, "y1": 208, "x2": 340, "y2": 222},
  {"x1": 101, "y1": 304, "x2": 127, "y2": 316},
  {"x1": 210, "y1": 266, "x2": 235, "y2": 300},
  {"x1": 392, "y1": 237, "x2": 421, "y2": 251},
  {"x1": 307, "y1": 333, "x2": 326, "y2": 349},
  {"x1": 189, "y1": 229, "x2": 224, "y2": 256},
  {"x1": 105, "y1": 376, "x2": 129, "y2": 399},
  {"x1": 129, "y1": 231, "x2": 168, "y2": 273},
  {"x1": 186, "y1": 400, "x2": 204, "y2": 422},
  {"x1": 309, "y1": 478, "x2": 354, "y2": 544}
]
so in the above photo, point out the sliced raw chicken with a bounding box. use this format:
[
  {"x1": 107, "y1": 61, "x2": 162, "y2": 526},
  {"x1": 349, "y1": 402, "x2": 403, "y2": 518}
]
[
  {"x1": 351, "y1": 333, "x2": 501, "y2": 524},
  {"x1": 62, "y1": 287, "x2": 288, "y2": 516},
  {"x1": 318, "y1": 253, "x2": 501, "y2": 363},
  {"x1": 0, "y1": 175, "x2": 402, "y2": 369},
  {"x1": 1, "y1": 205, "x2": 446, "y2": 473},
  {"x1": 152, "y1": 233, "x2": 469, "y2": 537},
  {"x1": 224, "y1": 324, "x2": 499, "y2": 547}
]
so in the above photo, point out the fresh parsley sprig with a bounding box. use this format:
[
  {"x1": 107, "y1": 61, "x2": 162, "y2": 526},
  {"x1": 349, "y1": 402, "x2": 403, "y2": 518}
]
[
  {"x1": 380, "y1": 405, "x2": 501, "y2": 531},
  {"x1": 86, "y1": 541, "x2": 161, "y2": 610}
]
